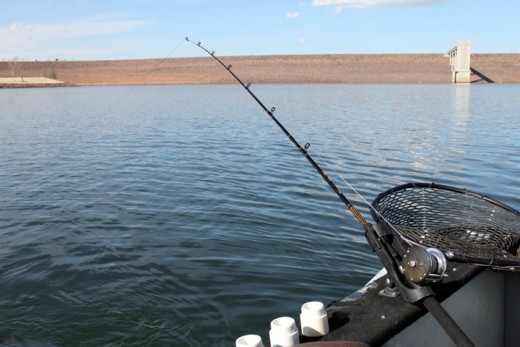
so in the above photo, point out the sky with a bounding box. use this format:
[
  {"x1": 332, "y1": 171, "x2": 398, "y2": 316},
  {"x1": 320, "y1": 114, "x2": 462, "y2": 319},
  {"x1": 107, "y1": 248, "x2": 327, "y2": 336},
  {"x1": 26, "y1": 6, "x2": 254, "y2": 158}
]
[{"x1": 1, "y1": 0, "x2": 519, "y2": 61}]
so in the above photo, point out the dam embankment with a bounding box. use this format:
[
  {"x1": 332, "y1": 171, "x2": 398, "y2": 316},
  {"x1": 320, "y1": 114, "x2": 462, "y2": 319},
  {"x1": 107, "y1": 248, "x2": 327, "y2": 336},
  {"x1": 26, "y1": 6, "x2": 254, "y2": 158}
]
[{"x1": 1, "y1": 53, "x2": 519, "y2": 87}]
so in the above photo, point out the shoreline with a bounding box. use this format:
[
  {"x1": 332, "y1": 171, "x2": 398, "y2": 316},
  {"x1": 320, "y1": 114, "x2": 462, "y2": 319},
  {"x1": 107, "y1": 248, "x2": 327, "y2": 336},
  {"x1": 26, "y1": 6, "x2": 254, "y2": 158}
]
[
  {"x1": 0, "y1": 77, "x2": 72, "y2": 89},
  {"x1": 1, "y1": 53, "x2": 519, "y2": 87}
]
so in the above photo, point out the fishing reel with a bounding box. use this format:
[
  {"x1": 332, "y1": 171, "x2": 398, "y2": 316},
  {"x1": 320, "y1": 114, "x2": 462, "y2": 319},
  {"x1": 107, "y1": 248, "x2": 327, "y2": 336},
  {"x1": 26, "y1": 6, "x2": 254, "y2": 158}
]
[
  {"x1": 402, "y1": 246, "x2": 448, "y2": 284},
  {"x1": 364, "y1": 223, "x2": 449, "y2": 303}
]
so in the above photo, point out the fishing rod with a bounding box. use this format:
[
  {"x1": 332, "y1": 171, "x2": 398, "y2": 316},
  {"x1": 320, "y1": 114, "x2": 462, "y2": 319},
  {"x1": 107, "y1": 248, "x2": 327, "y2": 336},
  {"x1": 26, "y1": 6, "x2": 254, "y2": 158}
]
[
  {"x1": 185, "y1": 37, "x2": 367, "y2": 226},
  {"x1": 185, "y1": 35, "x2": 430, "y2": 301},
  {"x1": 185, "y1": 38, "x2": 478, "y2": 347}
]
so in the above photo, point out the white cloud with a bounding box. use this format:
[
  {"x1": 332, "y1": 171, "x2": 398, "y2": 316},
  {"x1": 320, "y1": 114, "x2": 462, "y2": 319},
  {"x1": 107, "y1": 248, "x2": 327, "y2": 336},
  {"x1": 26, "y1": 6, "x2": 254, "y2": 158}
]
[
  {"x1": 299, "y1": 37, "x2": 309, "y2": 45},
  {"x1": 0, "y1": 18, "x2": 144, "y2": 60},
  {"x1": 286, "y1": 11, "x2": 301, "y2": 19},
  {"x1": 312, "y1": 0, "x2": 444, "y2": 9},
  {"x1": 3, "y1": 19, "x2": 143, "y2": 40}
]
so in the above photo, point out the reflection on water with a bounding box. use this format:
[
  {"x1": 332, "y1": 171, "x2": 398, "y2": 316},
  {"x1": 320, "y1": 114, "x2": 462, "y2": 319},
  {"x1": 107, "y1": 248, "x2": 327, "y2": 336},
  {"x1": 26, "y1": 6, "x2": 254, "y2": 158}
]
[
  {"x1": 450, "y1": 84, "x2": 471, "y2": 151},
  {"x1": 453, "y1": 84, "x2": 471, "y2": 119},
  {"x1": 0, "y1": 84, "x2": 519, "y2": 346},
  {"x1": 416, "y1": 84, "x2": 473, "y2": 176}
]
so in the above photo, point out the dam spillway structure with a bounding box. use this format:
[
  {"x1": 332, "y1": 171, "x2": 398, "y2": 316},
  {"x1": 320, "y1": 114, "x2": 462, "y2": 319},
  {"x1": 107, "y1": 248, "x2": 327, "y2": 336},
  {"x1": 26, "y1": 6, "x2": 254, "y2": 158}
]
[{"x1": 446, "y1": 40, "x2": 471, "y2": 83}]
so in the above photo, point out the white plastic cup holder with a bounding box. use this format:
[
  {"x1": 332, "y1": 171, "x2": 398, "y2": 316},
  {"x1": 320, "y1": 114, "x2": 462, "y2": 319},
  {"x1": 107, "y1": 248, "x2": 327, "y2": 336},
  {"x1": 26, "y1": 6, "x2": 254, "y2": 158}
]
[
  {"x1": 235, "y1": 334, "x2": 265, "y2": 347},
  {"x1": 300, "y1": 301, "x2": 329, "y2": 337},
  {"x1": 269, "y1": 316, "x2": 300, "y2": 347}
]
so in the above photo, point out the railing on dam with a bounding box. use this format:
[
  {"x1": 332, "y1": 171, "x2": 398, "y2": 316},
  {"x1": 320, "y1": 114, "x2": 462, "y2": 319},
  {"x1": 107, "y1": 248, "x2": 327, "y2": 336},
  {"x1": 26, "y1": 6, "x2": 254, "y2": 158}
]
[{"x1": 446, "y1": 40, "x2": 471, "y2": 83}]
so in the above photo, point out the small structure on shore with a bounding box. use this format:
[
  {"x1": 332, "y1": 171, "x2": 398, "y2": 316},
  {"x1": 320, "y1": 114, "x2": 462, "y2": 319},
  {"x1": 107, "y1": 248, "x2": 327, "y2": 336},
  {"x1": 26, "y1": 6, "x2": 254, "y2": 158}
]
[{"x1": 446, "y1": 40, "x2": 471, "y2": 83}]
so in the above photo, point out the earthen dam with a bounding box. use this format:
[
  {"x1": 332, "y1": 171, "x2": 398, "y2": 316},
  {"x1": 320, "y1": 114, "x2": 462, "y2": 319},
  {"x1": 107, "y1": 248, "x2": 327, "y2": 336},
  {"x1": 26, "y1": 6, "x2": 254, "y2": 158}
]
[{"x1": 1, "y1": 53, "x2": 519, "y2": 87}]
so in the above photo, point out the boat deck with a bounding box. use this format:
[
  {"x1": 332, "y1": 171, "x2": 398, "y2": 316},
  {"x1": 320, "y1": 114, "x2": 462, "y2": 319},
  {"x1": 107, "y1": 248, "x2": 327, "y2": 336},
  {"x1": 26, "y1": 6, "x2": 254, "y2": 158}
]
[{"x1": 300, "y1": 262, "x2": 483, "y2": 346}]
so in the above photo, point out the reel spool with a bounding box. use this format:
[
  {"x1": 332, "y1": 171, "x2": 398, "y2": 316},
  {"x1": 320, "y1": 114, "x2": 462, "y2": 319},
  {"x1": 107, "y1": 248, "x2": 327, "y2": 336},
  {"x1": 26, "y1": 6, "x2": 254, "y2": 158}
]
[{"x1": 402, "y1": 247, "x2": 447, "y2": 284}]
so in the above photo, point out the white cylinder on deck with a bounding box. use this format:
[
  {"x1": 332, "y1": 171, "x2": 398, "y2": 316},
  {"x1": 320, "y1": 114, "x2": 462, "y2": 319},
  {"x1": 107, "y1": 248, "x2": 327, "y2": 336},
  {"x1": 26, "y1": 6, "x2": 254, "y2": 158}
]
[
  {"x1": 269, "y1": 316, "x2": 300, "y2": 347},
  {"x1": 300, "y1": 301, "x2": 329, "y2": 337},
  {"x1": 235, "y1": 334, "x2": 265, "y2": 347}
]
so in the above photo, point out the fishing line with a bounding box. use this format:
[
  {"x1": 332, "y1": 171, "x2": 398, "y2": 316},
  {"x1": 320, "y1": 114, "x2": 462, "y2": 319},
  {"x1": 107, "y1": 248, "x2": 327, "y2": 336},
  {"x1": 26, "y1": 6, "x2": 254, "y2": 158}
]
[
  {"x1": 98, "y1": 38, "x2": 187, "y2": 119},
  {"x1": 311, "y1": 149, "x2": 411, "y2": 245},
  {"x1": 185, "y1": 37, "x2": 368, "y2": 226},
  {"x1": 4, "y1": 38, "x2": 188, "y2": 206}
]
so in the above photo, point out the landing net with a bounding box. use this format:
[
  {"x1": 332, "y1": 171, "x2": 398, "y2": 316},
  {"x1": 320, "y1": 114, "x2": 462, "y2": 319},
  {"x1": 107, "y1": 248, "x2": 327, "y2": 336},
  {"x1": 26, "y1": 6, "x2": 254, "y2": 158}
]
[{"x1": 371, "y1": 183, "x2": 520, "y2": 269}]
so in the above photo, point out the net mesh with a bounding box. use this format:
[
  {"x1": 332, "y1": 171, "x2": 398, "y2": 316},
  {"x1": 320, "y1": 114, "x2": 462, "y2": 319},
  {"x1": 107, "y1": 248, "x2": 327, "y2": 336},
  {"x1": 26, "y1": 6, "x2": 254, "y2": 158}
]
[{"x1": 371, "y1": 183, "x2": 520, "y2": 267}]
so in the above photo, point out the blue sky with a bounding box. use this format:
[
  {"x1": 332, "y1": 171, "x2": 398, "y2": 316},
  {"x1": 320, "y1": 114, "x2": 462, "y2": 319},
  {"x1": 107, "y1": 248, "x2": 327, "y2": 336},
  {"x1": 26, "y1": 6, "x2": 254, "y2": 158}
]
[{"x1": 1, "y1": 0, "x2": 518, "y2": 61}]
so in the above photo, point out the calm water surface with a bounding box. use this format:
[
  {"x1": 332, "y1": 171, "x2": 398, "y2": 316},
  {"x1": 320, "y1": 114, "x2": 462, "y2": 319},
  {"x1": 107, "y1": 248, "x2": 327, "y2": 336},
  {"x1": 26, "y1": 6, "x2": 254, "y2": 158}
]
[{"x1": 0, "y1": 84, "x2": 519, "y2": 346}]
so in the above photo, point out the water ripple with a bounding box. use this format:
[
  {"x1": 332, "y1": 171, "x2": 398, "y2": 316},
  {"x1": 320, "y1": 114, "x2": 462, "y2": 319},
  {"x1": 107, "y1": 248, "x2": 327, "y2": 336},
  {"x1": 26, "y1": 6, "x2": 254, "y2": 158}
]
[{"x1": 0, "y1": 84, "x2": 518, "y2": 346}]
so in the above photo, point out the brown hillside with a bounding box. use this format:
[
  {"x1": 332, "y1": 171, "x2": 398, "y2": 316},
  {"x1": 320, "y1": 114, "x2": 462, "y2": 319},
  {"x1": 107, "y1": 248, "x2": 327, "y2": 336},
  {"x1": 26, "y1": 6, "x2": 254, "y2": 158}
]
[{"x1": 1, "y1": 54, "x2": 519, "y2": 85}]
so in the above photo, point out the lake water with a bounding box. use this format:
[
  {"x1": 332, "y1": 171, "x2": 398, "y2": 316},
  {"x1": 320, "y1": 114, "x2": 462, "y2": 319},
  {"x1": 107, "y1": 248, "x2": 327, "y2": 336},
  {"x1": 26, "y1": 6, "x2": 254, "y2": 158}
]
[{"x1": 0, "y1": 84, "x2": 519, "y2": 346}]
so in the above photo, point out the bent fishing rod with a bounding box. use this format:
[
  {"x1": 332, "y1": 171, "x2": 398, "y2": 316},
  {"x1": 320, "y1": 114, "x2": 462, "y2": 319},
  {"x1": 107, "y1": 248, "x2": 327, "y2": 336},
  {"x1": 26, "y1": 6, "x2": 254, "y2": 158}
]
[
  {"x1": 185, "y1": 37, "x2": 367, "y2": 227},
  {"x1": 185, "y1": 38, "x2": 476, "y2": 347}
]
